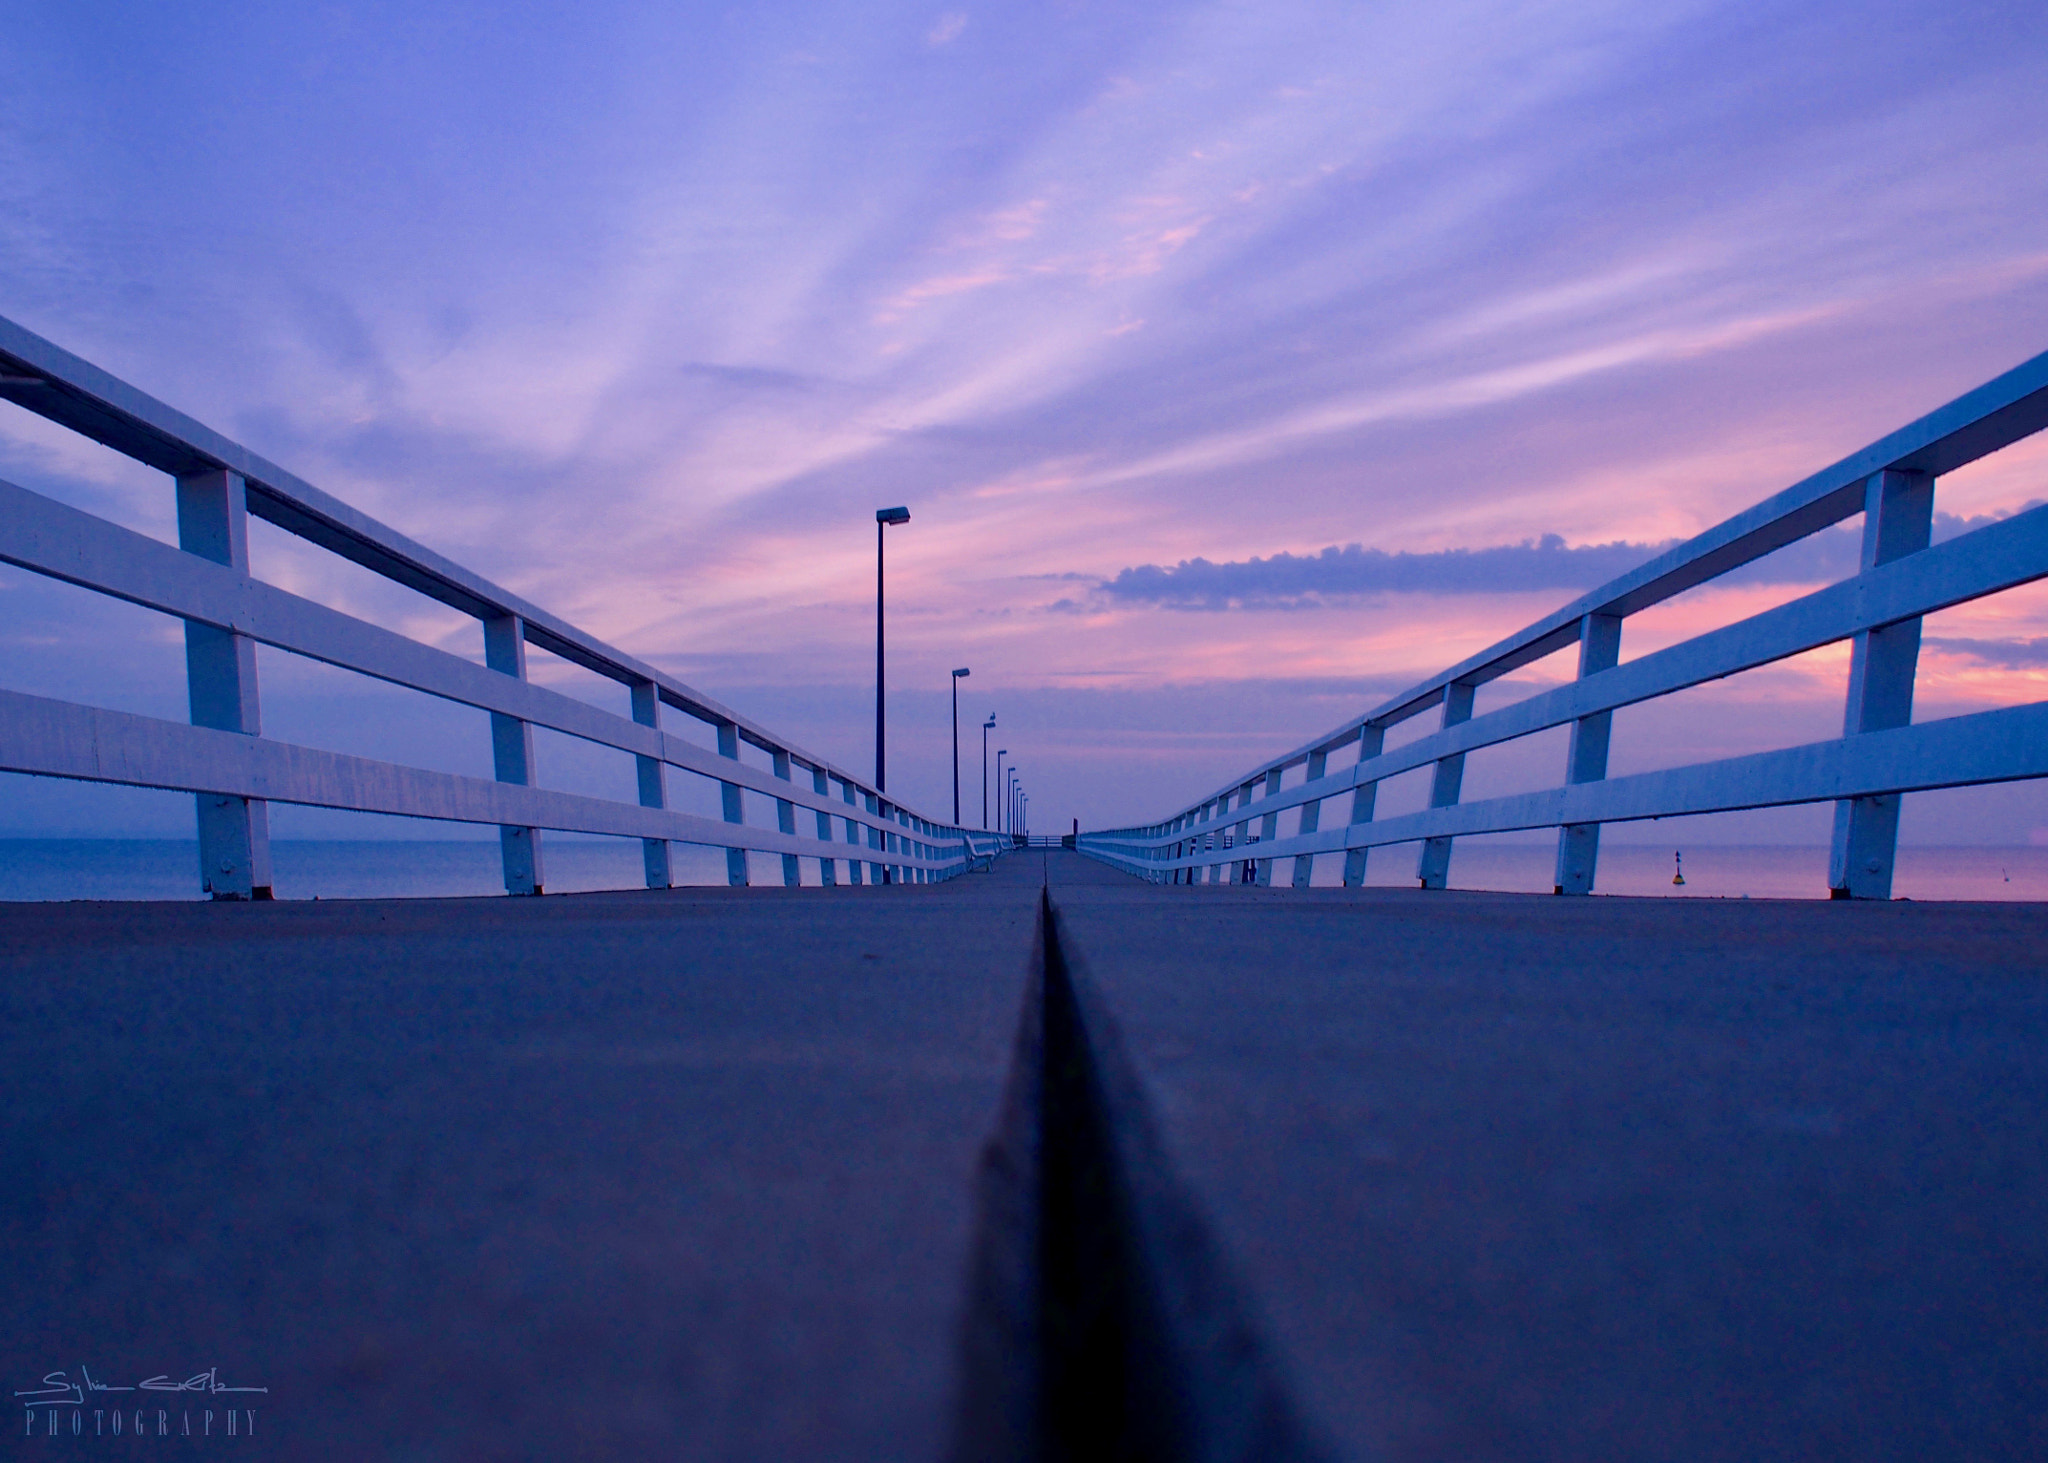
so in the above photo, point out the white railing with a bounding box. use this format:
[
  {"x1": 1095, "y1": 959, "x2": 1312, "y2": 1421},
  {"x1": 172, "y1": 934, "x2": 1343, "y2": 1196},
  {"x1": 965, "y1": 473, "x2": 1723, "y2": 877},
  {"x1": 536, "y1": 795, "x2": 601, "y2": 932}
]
[
  {"x1": 0, "y1": 313, "x2": 1002, "y2": 898},
  {"x1": 1081, "y1": 347, "x2": 2048, "y2": 899}
]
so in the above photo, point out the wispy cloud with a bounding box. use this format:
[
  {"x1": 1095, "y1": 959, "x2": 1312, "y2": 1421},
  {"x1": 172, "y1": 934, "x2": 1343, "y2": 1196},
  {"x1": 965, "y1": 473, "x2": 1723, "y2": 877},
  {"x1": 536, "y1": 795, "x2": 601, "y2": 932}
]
[
  {"x1": 1925, "y1": 637, "x2": 2048, "y2": 670},
  {"x1": 873, "y1": 268, "x2": 1014, "y2": 323}
]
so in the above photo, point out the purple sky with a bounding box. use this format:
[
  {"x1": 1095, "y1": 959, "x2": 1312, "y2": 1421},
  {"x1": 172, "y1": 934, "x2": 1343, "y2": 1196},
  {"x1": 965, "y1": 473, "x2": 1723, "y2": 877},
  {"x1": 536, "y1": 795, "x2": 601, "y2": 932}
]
[{"x1": 1, "y1": 0, "x2": 2046, "y2": 845}]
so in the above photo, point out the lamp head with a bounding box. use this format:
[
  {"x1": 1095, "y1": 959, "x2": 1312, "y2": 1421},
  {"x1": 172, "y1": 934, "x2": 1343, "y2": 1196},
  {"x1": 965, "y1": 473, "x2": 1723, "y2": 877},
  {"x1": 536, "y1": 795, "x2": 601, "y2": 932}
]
[
  {"x1": 875, "y1": 506, "x2": 910, "y2": 526},
  {"x1": 984, "y1": 715, "x2": 996, "y2": 727},
  {"x1": 952, "y1": 667, "x2": 970, "y2": 678}
]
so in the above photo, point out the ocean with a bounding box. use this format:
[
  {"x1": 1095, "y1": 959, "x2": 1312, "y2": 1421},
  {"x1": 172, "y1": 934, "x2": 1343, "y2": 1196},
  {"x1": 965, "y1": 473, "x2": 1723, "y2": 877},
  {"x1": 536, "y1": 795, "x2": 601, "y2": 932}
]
[
  {"x1": 1363, "y1": 841, "x2": 2048, "y2": 901},
  {"x1": 0, "y1": 838, "x2": 731, "y2": 903},
  {"x1": 0, "y1": 838, "x2": 2042, "y2": 903}
]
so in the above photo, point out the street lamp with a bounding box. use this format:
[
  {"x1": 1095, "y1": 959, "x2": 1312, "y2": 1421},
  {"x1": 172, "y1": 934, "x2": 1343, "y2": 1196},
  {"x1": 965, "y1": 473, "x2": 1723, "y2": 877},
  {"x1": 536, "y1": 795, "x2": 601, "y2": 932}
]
[
  {"x1": 1008, "y1": 770, "x2": 1019, "y2": 842},
  {"x1": 950, "y1": 668, "x2": 970, "y2": 825},
  {"x1": 874, "y1": 506, "x2": 910, "y2": 792},
  {"x1": 995, "y1": 750, "x2": 1008, "y2": 832},
  {"x1": 981, "y1": 715, "x2": 996, "y2": 830}
]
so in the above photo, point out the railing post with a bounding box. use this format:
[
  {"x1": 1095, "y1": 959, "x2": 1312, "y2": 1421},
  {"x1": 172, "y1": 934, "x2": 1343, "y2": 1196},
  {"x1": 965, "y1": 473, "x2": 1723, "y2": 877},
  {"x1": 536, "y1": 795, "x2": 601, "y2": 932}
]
[
  {"x1": 1341, "y1": 725, "x2": 1386, "y2": 887},
  {"x1": 1553, "y1": 612, "x2": 1623, "y2": 895},
  {"x1": 630, "y1": 680, "x2": 672, "y2": 889},
  {"x1": 866, "y1": 791, "x2": 885, "y2": 885},
  {"x1": 1291, "y1": 749, "x2": 1328, "y2": 888},
  {"x1": 1416, "y1": 683, "x2": 1476, "y2": 889},
  {"x1": 1255, "y1": 768, "x2": 1283, "y2": 885},
  {"x1": 715, "y1": 721, "x2": 749, "y2": 886},
  {"x1": 1215, "y1": 794, "x2": 1238, "y2": 884},
  {"x1": 1830, "y1": 468, "x2": 1934, "y2": 899},
  {"x1": 812, "y1": 767, "x2": 838, "y2": 886},
  {"x1": 1232, "y1": 783, "x2": 1255, "y2": 884},
  {"x1": 842, "y1": 781, "x2": 865, "y2": 884},
  {"x1": 484, "y1": 613, "x2": 544, "y2": 895},
  {"x1": 176, "y1": 468, "x2": 272, "y2": 900},
  {"x1": 772, "y1": 750, "x2": 801, "y2": 887}
]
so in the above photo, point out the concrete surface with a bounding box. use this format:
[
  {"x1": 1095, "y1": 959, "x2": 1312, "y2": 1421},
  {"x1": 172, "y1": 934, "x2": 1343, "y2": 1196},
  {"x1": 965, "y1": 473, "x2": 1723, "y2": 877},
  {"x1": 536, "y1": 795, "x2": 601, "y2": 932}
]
[
  {"x1": 0, "y1": 876, "x2": 1041, "y2": 1459},
  {"x1": 1048, "y1": 854, "x2": 2048, "y2": 1461},
  {"x1": 4, "y1": 849, "x2": 2044, "y2": 1460}
]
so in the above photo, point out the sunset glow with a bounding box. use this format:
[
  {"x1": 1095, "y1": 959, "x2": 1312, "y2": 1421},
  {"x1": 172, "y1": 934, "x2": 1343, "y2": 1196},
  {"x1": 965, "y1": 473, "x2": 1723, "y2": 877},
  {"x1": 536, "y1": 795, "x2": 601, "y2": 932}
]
[{"x1": 1, "y1": 0, "x2": 2045, "y2": 839}]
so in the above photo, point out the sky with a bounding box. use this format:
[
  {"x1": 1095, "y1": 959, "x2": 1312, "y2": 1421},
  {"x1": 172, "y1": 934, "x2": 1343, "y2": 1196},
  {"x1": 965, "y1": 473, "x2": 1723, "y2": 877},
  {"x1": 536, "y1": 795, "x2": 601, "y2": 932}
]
[{"x1": 1, "y1": 0, "x2": 2047, "y2": 850}]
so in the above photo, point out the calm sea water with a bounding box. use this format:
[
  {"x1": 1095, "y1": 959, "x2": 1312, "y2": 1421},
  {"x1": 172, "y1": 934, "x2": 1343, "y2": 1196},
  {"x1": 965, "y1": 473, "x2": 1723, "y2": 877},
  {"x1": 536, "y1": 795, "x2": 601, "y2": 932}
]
[
  {"x1": 0, "y1": 839, "x2": 735, "y2": 903},
  {"x1": 1367, "y1": 842, "x2": 2048, "y2": 902},
  {"x1": 0, "y1": 838, "x2": 2043, "y2": 903}
]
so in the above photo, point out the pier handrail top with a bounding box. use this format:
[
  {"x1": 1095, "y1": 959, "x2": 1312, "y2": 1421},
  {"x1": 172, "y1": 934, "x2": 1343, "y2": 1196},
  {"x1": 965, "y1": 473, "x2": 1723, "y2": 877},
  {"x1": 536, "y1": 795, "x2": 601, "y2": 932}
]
[
  {"x1": 1180, "y1": 345, "x2": 2048, "y2": 810},
  {"x1": 0, "y1": 312, "x2": 895, "y2": 805}
]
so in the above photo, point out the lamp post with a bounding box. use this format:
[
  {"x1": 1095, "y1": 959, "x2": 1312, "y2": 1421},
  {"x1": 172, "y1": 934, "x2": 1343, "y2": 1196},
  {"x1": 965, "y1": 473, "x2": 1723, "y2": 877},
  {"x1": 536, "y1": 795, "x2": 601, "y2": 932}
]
[
  {"x1": 1008, "y1": 770, "x2": 1019, "y2": 842},
  {"x1": 950, "y1": 667, "x2": 970, "y2": 825},
  {"x1": 874, "y1": 506, "x2": 910, "y2": 791},
  {"x1": 995, "y1": 750, "x2": 1008, "y2": 832},
  {"x1": 981, "y1": 715, "x2": 996, "y2": 829}
]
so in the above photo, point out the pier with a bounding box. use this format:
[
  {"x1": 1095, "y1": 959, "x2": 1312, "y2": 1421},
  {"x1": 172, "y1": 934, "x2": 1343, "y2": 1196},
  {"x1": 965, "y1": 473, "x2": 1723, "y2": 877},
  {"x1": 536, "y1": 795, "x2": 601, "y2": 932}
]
[{"x1": 3, "y1": 317, "x2": 2047, "y2": 1457}]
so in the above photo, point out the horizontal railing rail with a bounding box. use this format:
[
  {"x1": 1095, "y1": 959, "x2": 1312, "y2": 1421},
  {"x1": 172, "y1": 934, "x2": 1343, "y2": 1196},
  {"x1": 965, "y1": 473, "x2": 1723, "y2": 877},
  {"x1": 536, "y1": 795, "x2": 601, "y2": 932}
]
[
  {"x1": 0, "y1": 313, "x2": 993, "y2": 897},
  {"x1": 1080, "y1": 346, "x2": 2048, "y2": 899}
]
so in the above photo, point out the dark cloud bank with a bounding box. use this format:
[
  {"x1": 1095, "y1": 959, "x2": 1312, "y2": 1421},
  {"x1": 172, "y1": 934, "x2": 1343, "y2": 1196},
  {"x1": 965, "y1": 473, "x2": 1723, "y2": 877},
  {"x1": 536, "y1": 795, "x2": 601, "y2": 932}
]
[{"x1": 1099, "y1": 511, "x2": 2029, "y2": 610}]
